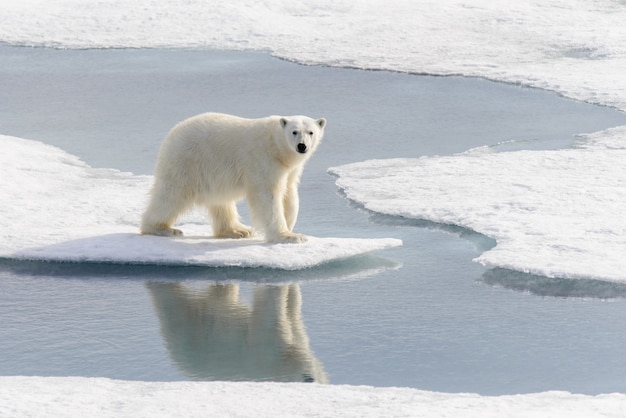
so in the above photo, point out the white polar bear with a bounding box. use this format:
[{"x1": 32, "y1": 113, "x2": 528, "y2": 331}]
[{"x1": 141, "y1": 112, "x2": 326, "y2": 243}]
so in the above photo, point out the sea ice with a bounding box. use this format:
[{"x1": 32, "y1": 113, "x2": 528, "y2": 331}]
[
  {"x1": 330, "y1": 126, "x2": 626, "y2": 282},
  {"x1": 1, "y1": 376, "x2": 625, "y2": 418}
]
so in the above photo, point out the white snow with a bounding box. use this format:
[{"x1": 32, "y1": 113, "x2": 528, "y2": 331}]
[
  {"x1": 1, "y1": 1, "x2": 626, "y2": 110},
  {"x1": 330, "y1": 126, "x2": 626, "y2": 282},
  {"x1": 2, "y1": 0, "x2": 626, "y2": 415},
  {"x1": 2, "y1": 376, "x2": 626, "y2": 418},
  {"x1": 0, "y1": 135, "x2": 400, "y2": 269}
]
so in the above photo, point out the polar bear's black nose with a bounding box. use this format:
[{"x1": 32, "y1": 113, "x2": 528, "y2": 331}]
[{"x1": 297, "y1": 143, "x2": 307, "y2": 154}]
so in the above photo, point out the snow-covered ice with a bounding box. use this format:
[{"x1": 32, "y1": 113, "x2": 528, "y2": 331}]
[
  {"x1": 0, "y1": 135, "x2": 400, "y2": 269},
  {"x1": 330, "y1": 126, "x2": 626, "y2": 282},
  {"x1": 1, "y1": 0, "x2": 626, "y2": 110},
  {"x1": 2, "y1": 0, "x2": 626, "y2": 415},
  {"x1": 2, "y1": 376, "x2": 626, "y2": 418}
]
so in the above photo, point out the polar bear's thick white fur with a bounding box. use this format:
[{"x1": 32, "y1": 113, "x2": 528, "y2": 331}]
[{"x1": 141, "y1": 112, "x2": 326, "y2": 243}]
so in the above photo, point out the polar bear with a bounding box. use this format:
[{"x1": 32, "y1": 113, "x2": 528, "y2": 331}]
[{"x1": 140, "y1": 112, "x2": 326, "y2": 243}]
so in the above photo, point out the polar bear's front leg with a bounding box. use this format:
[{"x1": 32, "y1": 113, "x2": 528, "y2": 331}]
[
  {"x1": 248, "y1": 187, "x2": 307, "y2": 244},
  {"x1": 283, "y1": 183, "x2": 299, "y2": 232},
  {"x1": 283, "y1": 168, "x2": 304, "y2": 232}
]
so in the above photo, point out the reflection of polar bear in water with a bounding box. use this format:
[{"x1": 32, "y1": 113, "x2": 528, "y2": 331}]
[{"x1": 148, "y1": 282, "x2": 327, "y2": 383}]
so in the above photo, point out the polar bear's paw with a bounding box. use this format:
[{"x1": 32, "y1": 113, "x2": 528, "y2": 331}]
[
  {"x1": 269, "y1": 232, "x2": 308, "y2": 244},
  {"x1": 169, "y1": 228, "x2": 184, "y2": 236},
  {"x1": 141, "y1": 226, "x2": 183, "y2": 237},
  {"x1": 215, "y1": 225, "x2": 254, "y2": 239}
]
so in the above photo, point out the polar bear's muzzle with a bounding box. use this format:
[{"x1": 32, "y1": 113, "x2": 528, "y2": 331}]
[{"x1": 297, "y1": 143, "x2": 308, "y2": 154}]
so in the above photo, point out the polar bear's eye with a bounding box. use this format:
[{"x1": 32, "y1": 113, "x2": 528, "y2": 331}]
[
  {"x1": 292, "y1": 131, "x2": 298, "y2": 136},
  {"x1": 308, "y1": 131, "x2": 314, "y2": 136}
]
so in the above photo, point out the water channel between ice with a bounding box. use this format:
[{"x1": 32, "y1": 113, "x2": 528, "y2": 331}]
[{"x1": 2, "y1": 47, "x2": 626, "y2": 395}]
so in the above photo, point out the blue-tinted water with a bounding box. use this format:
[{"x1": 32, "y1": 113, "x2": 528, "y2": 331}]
[{"x1": 2, "y1": 46, "x2": 626, "y2": 395}]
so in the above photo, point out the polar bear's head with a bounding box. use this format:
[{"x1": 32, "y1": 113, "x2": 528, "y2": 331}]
[{"x1": 279, "y1": 116, "x2": 326, "y2": 157}]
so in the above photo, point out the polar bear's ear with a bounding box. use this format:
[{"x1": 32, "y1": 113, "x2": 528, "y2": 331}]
[
  {"x1": 280, "y1": 118, "x2": 288, "y2": 128},
  {"x1": 316, "y1": 118, "x2": 326, "y2": 129}
]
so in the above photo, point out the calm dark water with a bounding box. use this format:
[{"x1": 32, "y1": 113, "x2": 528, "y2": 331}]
[{"x1": 2, "y1": 46, "x2": 626, "y2": 395}]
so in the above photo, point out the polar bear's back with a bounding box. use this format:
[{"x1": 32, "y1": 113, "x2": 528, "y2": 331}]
[
  {"x1": 161, "y1": 112, "x2": 274, "y2": 155},
  {"x1": 153, "y1": 113, "x2": 277, "y2": 201}
]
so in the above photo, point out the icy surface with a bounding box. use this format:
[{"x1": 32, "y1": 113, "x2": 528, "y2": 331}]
[
  {"x1": 0, "y1": 135, "x2": 400, "y2": 269},
  {"x1": 1, "y1": 376, "x2": 626, "y2": 418},
  {"x1": 1, "y1": 1, "x2": 625, "y2": 111},
  {"x1": 330, "y1": 126, "x2": 626, "y2": 282}
]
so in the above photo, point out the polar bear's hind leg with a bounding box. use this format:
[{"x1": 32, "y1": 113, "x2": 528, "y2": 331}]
[
  {"x1": 210, "y1": 203, "x2": 254, "y2": 239},
  {"x1": 141, "y1": 185, "x2": 188, "y2": 236}
]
